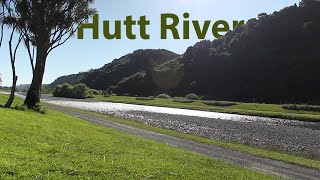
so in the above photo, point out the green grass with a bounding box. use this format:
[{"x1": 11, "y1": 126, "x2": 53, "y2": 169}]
[
  {"x1": 62, "y1": 105, "x2": 320, "y2": 170},
  {"x1": 93, "y1": 95, "x2": 320, "y2": 122},
  {"x1": 0, "y1": 94, "x2": 277, "y2": 179}
]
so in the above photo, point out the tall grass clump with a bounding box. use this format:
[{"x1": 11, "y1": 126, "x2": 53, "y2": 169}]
[
  {"x1": 156, "y1": 93, "x2": 171, "y2": 99},
  {"x1": 185, "y1": 93, "x2": 199, "y2": 100}
]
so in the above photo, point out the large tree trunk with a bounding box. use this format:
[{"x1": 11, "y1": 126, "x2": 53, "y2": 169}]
[{"x1": 24, "y1": 42, "x2": 48, "y2": 107}]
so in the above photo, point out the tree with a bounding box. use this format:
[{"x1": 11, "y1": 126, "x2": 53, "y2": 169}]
[
  {"x1": 1, "y1": 0, "x2": 23, "y2": 108},
  {"x1": 299, "y1": 0, "x2": 320, "y2": 7},
  {"x1": 0, "y1": 74, "x2": 2, "y2": 85},
  {"x1": 7, "y1": 0, "x2": 96, "y2": 107}
]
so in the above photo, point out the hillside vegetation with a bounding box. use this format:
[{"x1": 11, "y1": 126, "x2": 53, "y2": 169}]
[{"x1": 51, "y1": 1, "x2": 320, "y2": 104}]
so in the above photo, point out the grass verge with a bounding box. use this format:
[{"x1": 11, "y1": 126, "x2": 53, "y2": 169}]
[
  {"x1": 60, "y1": 105, "x2": 320, "y2": 170},
  {"x1": 93, "y1": 95, "x2": 320, "y2": 122},
  {"x1": 0, "y1": 94, "x2": 277, "y2": 179}
]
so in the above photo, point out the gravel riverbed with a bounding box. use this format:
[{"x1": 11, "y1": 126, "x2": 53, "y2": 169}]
[{"x1": 41, "y1": 97, "x2": 320, "y2": 158}]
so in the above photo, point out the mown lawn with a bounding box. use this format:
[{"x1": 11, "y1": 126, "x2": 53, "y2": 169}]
[
  {"x1": 93, "y1": 95, "x2": 320, "y2": 122},
  {"x1": 0, "y1": 94, "x2": 277, "y2": 179}
]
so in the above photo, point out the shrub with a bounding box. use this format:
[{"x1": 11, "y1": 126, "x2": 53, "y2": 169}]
[
  {"x1": 53, "y1": 83, "x2": 92, "y2": 99},
  {"x1": 73, "y1": 84, "x2": 88, "y2": 99},
  {"x1": 282, "y1": 104, "x2": 320, "y2": 112},
  {"x1": 173, "y1": 99, "x2": 194, "y2": 103},
  {"x1": 111, "y1": 93, "x2": 117, "y2": 96},
  {"x1": 185, "y1": 93, "x2": 199, "y2": 100},
  {"x1": 203, "y1": 101, "x2": 238, "y2": 107},
  {"x1": 52, "y1": 85, "x2": 62, "y2": 97},
  {"x1": 41, "y1": 86, "x2": 52, "y2": 94},
  {"x1": 14, "y1": 104, "x2": 28, "y2": 111},
  {"x1": 32, "y1": 103, "x2": 48, "y2": 114},
  {"x1": 90, "y1": 89, "x2": 100, "y2": 95},
  {"x1": 156, "y1": 93, "x2": 171, "y2": 99},
  {"x1": 102, "y1": 91, "x2": 110, "y2": 97},
  {"x1": 136, "y1": 97, "x2": 155, "y2": 101},
  {"x1": 60, "y1": 83, "x2": 73, "y2": 98}
]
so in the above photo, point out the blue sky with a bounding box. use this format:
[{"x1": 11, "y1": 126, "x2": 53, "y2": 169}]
[{"x1": 0, "y1": 0, "x2": 300, "y2": 86}]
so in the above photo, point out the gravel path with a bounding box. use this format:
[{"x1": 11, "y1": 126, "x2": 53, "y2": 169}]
[{"x1": 40, "y1": 96, "x2": 320, "y2": 158}]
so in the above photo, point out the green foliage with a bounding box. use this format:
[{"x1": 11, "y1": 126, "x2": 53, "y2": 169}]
[
  {"x1": 72, "y1": 84, "x2": 89, "y2": 99},
  {"x1": 203, "y1": 101, "x2": 239, "y2": 107},
  {"x1": 282, "y1": 104, "x2": 320, "y2": 112},
  {"x1": 136, "y1": 97, "x2": 155, "y2": 101},
  {"x1": 13, "y1": 104, "x2": 28, "y2": 111},
  {"x1": 41, "y1": 86, "x2": 52, "y2": 94},
  {"x1": 156, "y1": 93, "x2": 171, "y2": 99},
  {"x1": 102, "y1": 91, "x2": 110, "y2": 97},
  {"x1": 90, "y1": 89, "x2": 100, "y2": 95},
  {"x1": 52, "y1": 85, "x2": 62, "y2": 97},
  {"x1": 32, "y1": 103, "x2": 48, "y2": 114},
  {"x1": 53, "y1": 83, "x2": 90, "y2": 99},
  {"x1": 60, "y1": 83, "x2": 73, "y2": 98},
  {"x1": 185, "y1": 93, "x2": 199, "y2": 100}
]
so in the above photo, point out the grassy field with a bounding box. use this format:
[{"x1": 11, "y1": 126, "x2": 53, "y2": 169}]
[
  {"x1": 93, "y1": 95, "x2": 320, "y2": 122},
  {"x1": 0, "y1": 94, "x2": 276, "y2": 179}
]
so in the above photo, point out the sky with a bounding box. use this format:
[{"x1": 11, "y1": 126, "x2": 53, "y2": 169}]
[{"x1": 0, "y1": 0, "x2": 300, "y2": 87}]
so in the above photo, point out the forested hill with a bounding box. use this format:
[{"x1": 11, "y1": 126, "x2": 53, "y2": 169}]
[
  {"x1": 51, "y1": 1, "x2": 320, "y2": 104},
  {"x1": 49, "y1": 49, "x2": 180, "y2": 90},
  {"x1": 174, "y1": 1, "x2": 320, "y2": 104}
]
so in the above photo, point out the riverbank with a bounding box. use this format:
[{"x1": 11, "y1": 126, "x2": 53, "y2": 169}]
[{"x1": 92, "y1": 95, "x2": 320, "y2": 122}]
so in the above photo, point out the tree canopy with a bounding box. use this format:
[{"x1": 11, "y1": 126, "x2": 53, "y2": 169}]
[{"x1": 0, "y1": 0, "x2": 96, "y2": 107}]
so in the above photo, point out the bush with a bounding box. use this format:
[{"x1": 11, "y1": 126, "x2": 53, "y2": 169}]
[
  {"x1": 156, "y1": 93, "x2": 171, "y2": 99},
  {"x1": 136, "y1": 97, "x2": 155, "y2": 101},
  {"x1": 111, "y1": 93, "x2": 117, "y2": 96},
  {"x1": 102, "y1": 91, "x2": 110, "y2": 97},
  {"x1": 73, "y1": 84, "x2": 88, "y2": 99},
  {"x1": 32, "y1": 103, "x2": 48, "y2": 114},
  {"x1": 60, "y1": 83, "x2": 73, "y2": 98},
  {"x1": 282, "y1": 104, "x2": 320, "y2": 112},
  {"x1": 185, "y1": 93, "x2": 199, "y2": 100},
  {"x1": 52, "y1": 83, "x2": 92, "y2": 99},
  {"x1": 173, "y1": 99, "x2": 194, "y2": 103},
  {"x1": 203, "y1": 101, "x2": 238, "y2": 107},
  {"x1": 52, "y1": 85, "x2": 62, "y2": 97},
  {"x1": 90, "y1": 89, "x2": 100, "y2": 95},
  {"x1": 14, "y1": 104, "x2": 28, "y2": 111}
]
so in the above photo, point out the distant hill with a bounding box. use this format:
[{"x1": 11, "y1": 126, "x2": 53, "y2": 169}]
[
  {"x1": 50, "y1": 1, "x2": 320, "y2": 104},
  {"x1": 49, "y1": 49, "x2": 180, "y2": 91},
  {"x1": 49, "y1": 72, "x2": 88, "y2": 89}
]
